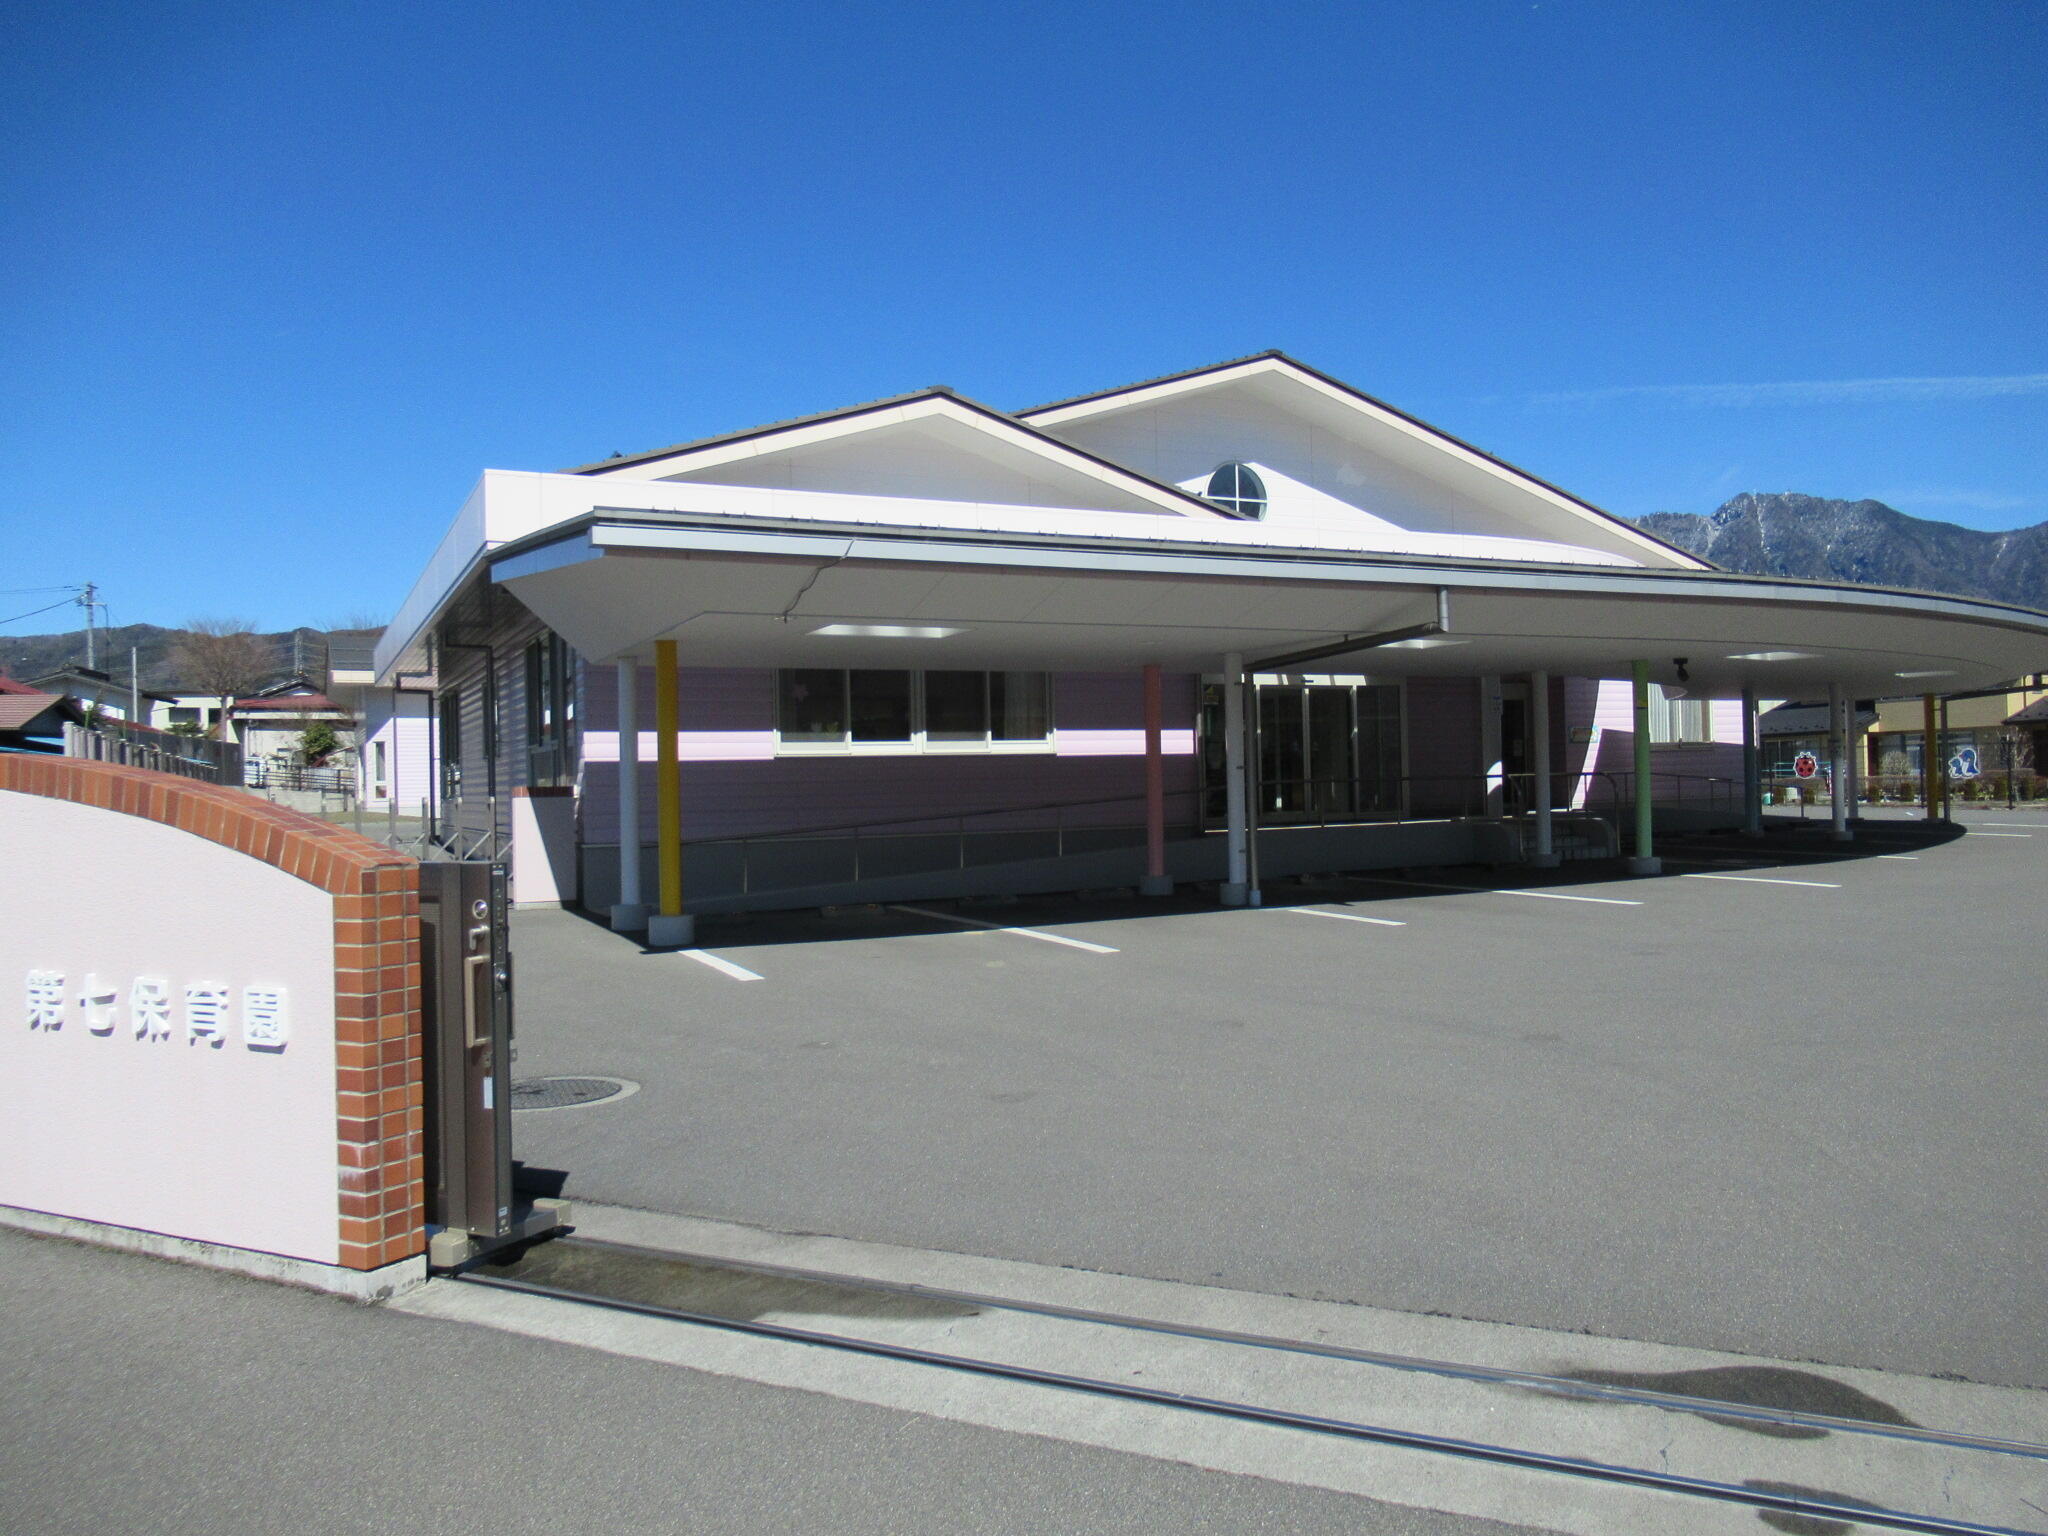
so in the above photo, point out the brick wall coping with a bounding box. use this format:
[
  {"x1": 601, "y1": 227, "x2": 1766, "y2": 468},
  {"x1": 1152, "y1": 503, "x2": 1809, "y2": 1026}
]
[{"x1": 0, "y1": 755, "x2": 412, "y2": 893}]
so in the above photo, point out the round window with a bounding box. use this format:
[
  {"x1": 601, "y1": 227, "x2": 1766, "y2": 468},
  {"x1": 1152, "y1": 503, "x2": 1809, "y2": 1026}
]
[{"x1": 1205, "y1": 462, "x2": 1267, "y2": 518}]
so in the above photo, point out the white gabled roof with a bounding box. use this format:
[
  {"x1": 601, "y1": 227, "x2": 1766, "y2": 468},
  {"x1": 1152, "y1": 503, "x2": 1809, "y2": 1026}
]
[
  {"x1": 566, "y1": 386, "x2": 1233, "y2": 521},
  {"x1": 1020, "y1": 352, "x2": 1711, "y2": 571}
]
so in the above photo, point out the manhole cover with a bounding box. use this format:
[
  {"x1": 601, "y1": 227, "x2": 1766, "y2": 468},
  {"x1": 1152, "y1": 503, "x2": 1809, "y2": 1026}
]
[{"x1": 510, "y1": 1076, "x2": 638, "y2": 1111}]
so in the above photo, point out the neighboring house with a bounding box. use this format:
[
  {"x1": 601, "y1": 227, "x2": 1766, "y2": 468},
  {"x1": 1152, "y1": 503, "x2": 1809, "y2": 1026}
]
[
  {"x1": 355, "y1": 686, "x2": 434, "y2": 813},
  {"x1": 28, "y1": 664, "x2": 173, "y2": 723},
  {"x1": 2005, "y1": 695, "x2": 2048, "y2": 775},
  {"x1": 1761, "y1": 680, "x2": 2046, "y2": 787},
  {"x1": 0, "y1": 676, "x2": 83, "y2": 754},
  {"x1": 1866, "y1": 678, "x2": 2048, "y2": 779},
  {"x1": 147, "y1": 693, "x2": 233, "y2": 735},
  {"x1": 361, "y1": 352, "x2": 2048, "y2": 926},
  {"x1": 229, "y1": 680, "x2": 357, "y2": 775}
]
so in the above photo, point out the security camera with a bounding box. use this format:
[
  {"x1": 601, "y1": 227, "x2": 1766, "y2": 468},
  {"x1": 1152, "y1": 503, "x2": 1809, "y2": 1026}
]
[{"x1": 1674, "y1": 657, "x2": 1691, "y2": 683}]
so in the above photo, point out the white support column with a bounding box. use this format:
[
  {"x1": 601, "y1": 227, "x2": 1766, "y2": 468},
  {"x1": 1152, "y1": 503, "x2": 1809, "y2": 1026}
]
[
  {"x1": 1529, "y1": 672, "x2": 1557, "y2": 866},
  {"x1": 1479, "y1": 674, "x2": 1505, "y2": 818},
  {"x1": 1844, "y1": 696, "x2": 1862, "y2": 824},
  {"x1": 1741, "y1": 684, "x2": 1763, "y2": 837},
  {"x1": 1843, "y1": 684, "x2": 1859, "y2": 847},
  {"x1": 610, "y1": 658, "x2": 650, "y2": 931},
  {"x1": 1221, "y1": 654, "x2": 1249, "y2": 906}
]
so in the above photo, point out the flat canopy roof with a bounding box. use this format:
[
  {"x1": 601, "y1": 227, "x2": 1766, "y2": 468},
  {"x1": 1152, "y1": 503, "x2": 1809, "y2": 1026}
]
[{"x1": 483, "y1": 509, "x2": 2048, "y2": 699}]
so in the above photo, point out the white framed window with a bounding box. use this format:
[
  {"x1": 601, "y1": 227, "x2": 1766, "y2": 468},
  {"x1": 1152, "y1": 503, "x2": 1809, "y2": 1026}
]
[
  {"x1": 1647, "y1": 685, "x2": 1713, "y2": 745},
  {"x1": 776, "y1": 669, "x2": 1053, "y2": 755},
  {"x1": 1204, "y1": 462, "x2": 1267, "y2": 519}
]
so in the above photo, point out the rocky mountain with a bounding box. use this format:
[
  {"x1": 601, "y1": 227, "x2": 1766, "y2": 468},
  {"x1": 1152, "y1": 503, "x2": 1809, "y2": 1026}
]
[
  {"x1": 1634, "y1": 493, "x2": 2048, "y2": 609},
  {"x1": 0, "y1": 624, "x2": 376, "y2": 695}
]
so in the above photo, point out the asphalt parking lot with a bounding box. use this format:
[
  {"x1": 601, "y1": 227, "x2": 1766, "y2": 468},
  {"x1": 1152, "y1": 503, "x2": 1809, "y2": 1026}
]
[{"x1": 507, "y1": 809, "x2": 2048, "y2": 1391}]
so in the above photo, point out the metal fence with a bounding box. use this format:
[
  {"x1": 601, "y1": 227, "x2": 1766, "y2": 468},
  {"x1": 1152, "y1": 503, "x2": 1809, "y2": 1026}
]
[
  {"x1": 348, "y1": 796, "x2": 507, "y2": 863},
  {"x1": 245, "y1": 760, "x2": 356, "y2": 795},
  {"x1": 62, "y1": 720, "x2": 244, "y2": 785}
]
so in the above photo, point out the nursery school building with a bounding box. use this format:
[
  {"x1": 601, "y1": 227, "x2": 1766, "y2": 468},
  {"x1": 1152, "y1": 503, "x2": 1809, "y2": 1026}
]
[{"x1": 366, "y1": 353, "x2": 2048, "y2": 944}]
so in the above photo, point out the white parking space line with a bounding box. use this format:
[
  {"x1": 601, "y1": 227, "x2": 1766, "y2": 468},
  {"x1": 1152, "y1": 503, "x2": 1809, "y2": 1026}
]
[
  {"x1": 1364, "y1": 878, "x2": 1642, "y2": 907},
  {"x1": 1971, "y1": 831, "x2": 2033, "y2": 838},
  {"x1": 1877, "y1": 854, "x2": 1919, "y2": 860},
  {"x1": 1682, "y1": 873, "x2": 1842, "y2": 889},
  {"x1": 890, "y1": 905, "x2": 1119, "y2": 954},
  {"x1": 1280, "y1": 906, "x2": 1406, "y2": 928},
  {"x1": 680, "y1": 950, "x2": 765, "y2": 982}
]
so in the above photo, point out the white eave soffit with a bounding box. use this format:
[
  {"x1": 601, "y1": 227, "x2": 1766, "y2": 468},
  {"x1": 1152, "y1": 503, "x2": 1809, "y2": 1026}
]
[
  {"x1": 1018, "y1": 355, "x2": 1710, "y2": 571},
  {"x1": 574, "y1": 391, "x2": 1230, "y2": 521}
]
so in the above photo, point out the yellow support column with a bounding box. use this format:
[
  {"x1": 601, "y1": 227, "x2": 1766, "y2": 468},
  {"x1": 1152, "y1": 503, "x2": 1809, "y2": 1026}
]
[{"x1": 647, "y1": 639, "x2": 693, "y2": 948}]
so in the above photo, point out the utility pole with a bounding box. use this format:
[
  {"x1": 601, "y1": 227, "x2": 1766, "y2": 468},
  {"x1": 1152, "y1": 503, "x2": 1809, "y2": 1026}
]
[
  {"x1": 131, "y1": 645, "x2": 141, "y2": 722},
  {"x1": 79, "y1": 582, "x2": 98, "y2": 670}
]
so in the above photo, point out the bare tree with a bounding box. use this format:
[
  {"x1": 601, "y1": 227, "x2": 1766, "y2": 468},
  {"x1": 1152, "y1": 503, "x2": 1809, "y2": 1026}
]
[
  {"x1": 175, "y1": 619, "x2": 276, "y2": 737},
  {"x1": 321, "y1": 610, "x2": 388, "y2": 634}
]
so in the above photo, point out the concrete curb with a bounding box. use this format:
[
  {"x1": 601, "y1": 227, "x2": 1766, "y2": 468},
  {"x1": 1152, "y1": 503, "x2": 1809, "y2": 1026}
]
[{"x1": 0, "y1": 1203, "x2": 426, "y2": 1302}]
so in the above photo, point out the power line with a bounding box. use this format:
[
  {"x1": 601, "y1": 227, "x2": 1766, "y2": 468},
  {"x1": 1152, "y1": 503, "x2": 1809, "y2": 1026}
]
[{"x1": 0, "y1": 595, "x2": 82, "y2": 628}]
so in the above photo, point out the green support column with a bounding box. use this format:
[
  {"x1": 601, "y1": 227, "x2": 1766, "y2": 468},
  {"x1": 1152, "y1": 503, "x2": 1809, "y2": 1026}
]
[{"x1": 1628, "y1": 660, "x2": 1660, "y2": 875}]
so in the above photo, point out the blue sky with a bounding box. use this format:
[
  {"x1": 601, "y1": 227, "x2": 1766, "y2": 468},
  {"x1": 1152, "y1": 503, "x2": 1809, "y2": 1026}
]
[{"x1": 3, "y1": 1, "x2": 2044, "y2": 634}]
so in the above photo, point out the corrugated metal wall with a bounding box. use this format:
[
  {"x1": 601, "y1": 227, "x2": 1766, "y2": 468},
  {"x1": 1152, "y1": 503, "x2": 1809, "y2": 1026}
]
[{"x1": 435, "y1": 593, "x2": 552, "y2": 853}]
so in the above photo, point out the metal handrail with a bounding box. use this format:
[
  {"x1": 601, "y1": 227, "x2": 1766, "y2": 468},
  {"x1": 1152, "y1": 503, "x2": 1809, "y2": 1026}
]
[
  {"x1": 672, "y1": 767, "x2": 1738, "y2": 853},
  {"x1": 676, "y1": 787, "x2": 1203, "y2": 850},
  {"x1": 667, "y1": 769, "x2": 1731, "y2": 897}
]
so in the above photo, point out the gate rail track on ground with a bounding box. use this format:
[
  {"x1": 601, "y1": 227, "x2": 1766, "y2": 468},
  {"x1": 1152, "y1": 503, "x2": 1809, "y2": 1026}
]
[{"x1": 456, "y1": 1238, "x2": 2045, "y2": 1536}]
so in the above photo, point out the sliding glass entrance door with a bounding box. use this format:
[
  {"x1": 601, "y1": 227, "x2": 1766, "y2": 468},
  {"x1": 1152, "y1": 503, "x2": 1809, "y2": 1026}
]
[{"x1": 1201, "y1": 682, "x2": 1403, "y2": 826}]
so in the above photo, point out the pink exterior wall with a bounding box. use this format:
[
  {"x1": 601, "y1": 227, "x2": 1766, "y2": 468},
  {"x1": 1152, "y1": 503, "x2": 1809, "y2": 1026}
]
[
  {"x1": 579, "y1": 667, "x2": 1202, "y2": 844},
  {"x1": 1582, "y1": 678, "x2": 1745, "y2": 807},
  {"x1": 1404, "y1": 676, "x2": 1481, "y2": 816}
]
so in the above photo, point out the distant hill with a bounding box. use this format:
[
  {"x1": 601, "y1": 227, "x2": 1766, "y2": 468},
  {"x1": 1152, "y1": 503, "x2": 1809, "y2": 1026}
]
[
  {"x1": 1635, "y1": 493, "x2": 2048, "y2": 609},
  {"x1": 0, "y1": 624, "x2": 378, "y2": 694}
]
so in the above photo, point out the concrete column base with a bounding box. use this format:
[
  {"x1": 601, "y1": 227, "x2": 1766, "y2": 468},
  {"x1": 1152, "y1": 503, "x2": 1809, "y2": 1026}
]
[
  {"x1": 1626, "y1": 856, "x2": 1662, "y2": 876},
  {"x1": 1138, "y1": 875, "x2": 1174, "y2": 897},
  {"x1": 1527, "y1": 852, "x2": 1561, "y2": 868},
  {"x1": 1830, "y1": 828, "x2": 1854, "y2": 843},
  {"x1": 1219, "y1": 881, "x2": 1249, "y2": 907},
  {"x1": 610, "y1": 902, "x2": 650, "y2": 932},
  {"x1": 646, "y1": 912, "x2": 696, "y2": 948}
]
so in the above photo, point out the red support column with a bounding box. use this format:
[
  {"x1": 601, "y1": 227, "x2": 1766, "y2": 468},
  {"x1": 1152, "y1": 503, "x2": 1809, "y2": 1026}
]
[{"x1": 1141, "y1": 663, "x2": 1171, "y2": 895}]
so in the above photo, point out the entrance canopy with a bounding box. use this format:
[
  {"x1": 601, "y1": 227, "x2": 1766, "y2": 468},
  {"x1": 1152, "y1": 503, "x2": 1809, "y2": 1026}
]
[{"x1": 450, "y1": 494, "x2": 2048, "y2": 700}]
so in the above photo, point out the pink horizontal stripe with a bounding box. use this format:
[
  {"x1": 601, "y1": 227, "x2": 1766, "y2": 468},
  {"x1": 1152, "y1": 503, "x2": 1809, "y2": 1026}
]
[
  {"x1": 583, "y1": 730, "x2": 777, "y2": 763},
  {"x1": 1055, "y1": 729, "x2": 1196, "y2": 758}
]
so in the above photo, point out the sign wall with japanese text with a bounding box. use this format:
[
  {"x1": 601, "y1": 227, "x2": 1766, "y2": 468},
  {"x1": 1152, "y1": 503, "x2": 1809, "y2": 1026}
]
[
  {"x1": 0, "y1": 757, "x2": 424, "y2": 1275},
  {"x1": 2, "y1": 791, "x2": 342, "y2": 1262}
]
